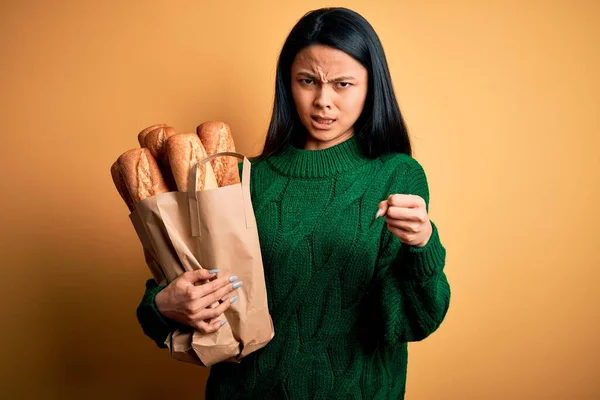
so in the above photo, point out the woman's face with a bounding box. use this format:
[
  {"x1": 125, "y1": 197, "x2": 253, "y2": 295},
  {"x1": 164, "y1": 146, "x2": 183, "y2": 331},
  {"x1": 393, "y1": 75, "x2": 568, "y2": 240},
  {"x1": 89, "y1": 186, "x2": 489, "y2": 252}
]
[{"x1": 291, "y1": 44, "x2": 368, "y2": 150}]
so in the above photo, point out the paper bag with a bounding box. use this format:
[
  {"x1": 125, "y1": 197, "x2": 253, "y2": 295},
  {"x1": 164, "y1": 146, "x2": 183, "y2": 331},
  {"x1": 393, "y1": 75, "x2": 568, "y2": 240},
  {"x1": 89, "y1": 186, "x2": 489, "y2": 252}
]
[{"x1": 129, "y1": 152, "x2": 274, "y2": 367}]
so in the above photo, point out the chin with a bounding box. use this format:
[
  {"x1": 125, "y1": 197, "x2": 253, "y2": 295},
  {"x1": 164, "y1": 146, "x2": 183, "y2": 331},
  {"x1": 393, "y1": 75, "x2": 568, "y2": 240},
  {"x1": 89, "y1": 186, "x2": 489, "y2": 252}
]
[
  {"x1": 307, "y1": 130, "x2": 341, "y2": 142},
  {"x1": 303, "y1": 128, "x2": 353, "y2": 150}
]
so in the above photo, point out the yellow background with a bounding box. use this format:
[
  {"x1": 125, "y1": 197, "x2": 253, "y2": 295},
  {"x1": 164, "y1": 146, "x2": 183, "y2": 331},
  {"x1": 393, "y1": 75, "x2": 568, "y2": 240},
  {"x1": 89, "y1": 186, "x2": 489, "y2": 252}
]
[{"x1": 1, "y1": 0, "x2": 599, "y2": 399}]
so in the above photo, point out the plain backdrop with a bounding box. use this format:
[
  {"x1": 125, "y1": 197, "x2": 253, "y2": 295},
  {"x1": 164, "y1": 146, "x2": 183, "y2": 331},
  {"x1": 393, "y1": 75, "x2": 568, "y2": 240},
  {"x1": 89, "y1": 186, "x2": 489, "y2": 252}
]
[{"x1": 1, "y1": 0, "x2": 598, "y2": 399}]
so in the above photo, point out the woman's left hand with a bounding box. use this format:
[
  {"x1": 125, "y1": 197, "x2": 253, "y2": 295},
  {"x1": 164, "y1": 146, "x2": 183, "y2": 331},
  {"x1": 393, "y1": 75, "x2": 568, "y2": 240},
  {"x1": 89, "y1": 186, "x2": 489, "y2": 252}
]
[{"x1": 376, "y1": 194, "x2": 433, "y2": 248}]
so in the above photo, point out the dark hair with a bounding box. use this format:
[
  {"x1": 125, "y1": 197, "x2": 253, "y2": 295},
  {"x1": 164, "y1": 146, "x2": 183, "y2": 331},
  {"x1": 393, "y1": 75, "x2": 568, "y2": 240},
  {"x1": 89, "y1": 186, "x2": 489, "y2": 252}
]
[{"x1": 258, "y1": 7, "x2": 412, "y2": 159}]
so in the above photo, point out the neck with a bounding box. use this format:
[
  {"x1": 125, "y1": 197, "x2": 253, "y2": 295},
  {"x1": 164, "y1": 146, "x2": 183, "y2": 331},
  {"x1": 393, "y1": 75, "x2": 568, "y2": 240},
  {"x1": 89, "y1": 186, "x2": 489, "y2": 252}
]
[
  {"x1": 303, "y1": 131, "x2": 355, "y2": 151},
  {"x1": 266, "y1": 135, "x2": 369, "y2": 179}
]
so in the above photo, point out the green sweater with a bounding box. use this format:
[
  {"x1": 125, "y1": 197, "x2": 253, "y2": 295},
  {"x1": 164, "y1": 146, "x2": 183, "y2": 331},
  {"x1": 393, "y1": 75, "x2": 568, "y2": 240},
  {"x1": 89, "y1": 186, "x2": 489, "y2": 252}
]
[{"x1": 136, "y1": 136, "x2": 451, "y2": 399}]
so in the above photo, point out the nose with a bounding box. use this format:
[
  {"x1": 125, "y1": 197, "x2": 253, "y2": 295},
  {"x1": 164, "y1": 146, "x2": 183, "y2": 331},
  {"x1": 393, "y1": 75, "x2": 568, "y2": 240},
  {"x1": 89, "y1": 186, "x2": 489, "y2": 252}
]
[{"x1": 314, "y1": 86, "x2": 332, "y2": 109}]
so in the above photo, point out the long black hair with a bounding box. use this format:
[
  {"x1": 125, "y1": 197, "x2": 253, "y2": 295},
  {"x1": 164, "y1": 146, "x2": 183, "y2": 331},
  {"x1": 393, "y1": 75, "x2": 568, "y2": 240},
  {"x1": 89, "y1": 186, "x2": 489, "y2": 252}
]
[{"x1": 258, "y1": 7, "x2": 412, "y2": 159}]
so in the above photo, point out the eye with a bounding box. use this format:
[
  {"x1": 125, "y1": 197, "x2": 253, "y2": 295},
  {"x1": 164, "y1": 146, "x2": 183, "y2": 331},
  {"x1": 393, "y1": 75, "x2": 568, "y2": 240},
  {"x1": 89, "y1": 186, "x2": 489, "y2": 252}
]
[
  {"x1": 337, "y1": 82, "x2": 352, "y2": 88},
  {"x1": 300, "y1": 79, "x2": 315, "y2": 85}
]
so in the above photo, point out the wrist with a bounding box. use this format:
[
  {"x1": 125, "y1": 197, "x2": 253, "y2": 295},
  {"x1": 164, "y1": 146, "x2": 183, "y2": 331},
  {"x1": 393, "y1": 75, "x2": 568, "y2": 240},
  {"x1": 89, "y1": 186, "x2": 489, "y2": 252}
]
[
  {"x1": 154, "y1": 288, "x2": 168, "y2": 315},
  {"x1": 401, "y1": 221, "x2": 446, "y2": 280},
  {"x1": 150, "y1": 285, "x2": 183, "y2": 329},
  {"x1": 413, "y1": 220, "x2": 433, "y2": 248}
]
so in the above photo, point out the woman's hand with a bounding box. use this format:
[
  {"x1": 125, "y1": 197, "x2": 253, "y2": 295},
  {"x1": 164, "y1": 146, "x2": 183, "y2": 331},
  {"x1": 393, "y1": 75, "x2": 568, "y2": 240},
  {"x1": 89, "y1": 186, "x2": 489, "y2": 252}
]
[
  {"x1": 154, "y1": 268, "x2": 243, "y2": 334},
  {"x1": 376, "y1": 194, "x2": 432, "y2": 248}
]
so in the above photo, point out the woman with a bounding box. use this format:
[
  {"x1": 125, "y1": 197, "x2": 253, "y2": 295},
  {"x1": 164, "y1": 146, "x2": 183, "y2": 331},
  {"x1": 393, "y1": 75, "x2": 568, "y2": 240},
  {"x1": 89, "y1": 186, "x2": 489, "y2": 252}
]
[{"x1": 136, "y1": 7, "x2": 451, "y2": 399}]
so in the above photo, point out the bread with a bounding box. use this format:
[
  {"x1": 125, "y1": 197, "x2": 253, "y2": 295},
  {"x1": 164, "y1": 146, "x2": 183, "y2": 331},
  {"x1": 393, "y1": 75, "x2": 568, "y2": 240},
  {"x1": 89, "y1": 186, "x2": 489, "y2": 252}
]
[
  {"x1": 116, "y1": 148, "x2": 170, "y2": 203},
  {"x1": 137, "y1": 125, "x2": 179, "y2": 191},
  {"x1": 110, "y1": 160, "x2": 136, "y2": 211},
  {"x1": 141, "y1": 125, "x2": 178, "y2": 165},
  {"x1": 196, "y1": 121, "x2": 240, "y2": 187},
  {"x1": 166, "y1": 133, "x2": 219, "y2": 192},
  {"x1": 137, "y1": 123, "x2": 167, "y2": 147}
]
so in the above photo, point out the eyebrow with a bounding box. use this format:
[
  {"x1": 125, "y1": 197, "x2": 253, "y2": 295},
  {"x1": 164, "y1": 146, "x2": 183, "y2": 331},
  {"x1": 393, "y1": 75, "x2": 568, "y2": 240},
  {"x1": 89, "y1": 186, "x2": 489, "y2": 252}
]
[{"x1": 296, "y1": 72, "x2": 356, "y2": 82}]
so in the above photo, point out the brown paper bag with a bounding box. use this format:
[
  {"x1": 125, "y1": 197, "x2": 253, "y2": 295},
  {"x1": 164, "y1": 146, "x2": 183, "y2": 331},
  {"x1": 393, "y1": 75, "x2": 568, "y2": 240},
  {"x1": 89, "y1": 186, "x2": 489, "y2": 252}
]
[{"x1": 129, "y1": 152, "x2": 274, "y2": 367}]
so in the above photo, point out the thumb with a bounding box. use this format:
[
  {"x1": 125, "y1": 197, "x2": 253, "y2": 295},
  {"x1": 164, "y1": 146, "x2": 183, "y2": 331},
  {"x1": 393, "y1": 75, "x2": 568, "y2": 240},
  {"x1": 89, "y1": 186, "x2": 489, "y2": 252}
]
[
  {"x1": 185, "y1": 268, "x2": 220, "y2": 283},
  {"x1": 375, "y1": 199, "x2": 389, "y2": 219}
]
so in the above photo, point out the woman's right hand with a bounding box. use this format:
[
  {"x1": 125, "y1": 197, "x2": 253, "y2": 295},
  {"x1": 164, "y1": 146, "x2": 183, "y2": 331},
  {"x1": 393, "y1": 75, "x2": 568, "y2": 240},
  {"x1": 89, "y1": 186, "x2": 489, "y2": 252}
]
[{"x1": 154, "y1": 268, "x2": 243, "y2": 334}]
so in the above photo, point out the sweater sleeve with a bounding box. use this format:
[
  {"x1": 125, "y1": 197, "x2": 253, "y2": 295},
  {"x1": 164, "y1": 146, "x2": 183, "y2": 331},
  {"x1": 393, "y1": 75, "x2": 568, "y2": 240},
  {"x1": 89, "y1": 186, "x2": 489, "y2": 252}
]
[
  {"x1": 135, "y1": 279, "x2": 185, "y2": 349},
  {"x1": 372, "y1": 159, "x2": 451, "y2": 345}
]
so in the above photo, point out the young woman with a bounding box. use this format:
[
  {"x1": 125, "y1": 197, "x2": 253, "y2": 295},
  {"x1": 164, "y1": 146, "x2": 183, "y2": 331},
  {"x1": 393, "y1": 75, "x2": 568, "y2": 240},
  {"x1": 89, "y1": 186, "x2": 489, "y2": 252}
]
[{"x1": 136, "y1": 7, "x2": 451, "y2": 399}]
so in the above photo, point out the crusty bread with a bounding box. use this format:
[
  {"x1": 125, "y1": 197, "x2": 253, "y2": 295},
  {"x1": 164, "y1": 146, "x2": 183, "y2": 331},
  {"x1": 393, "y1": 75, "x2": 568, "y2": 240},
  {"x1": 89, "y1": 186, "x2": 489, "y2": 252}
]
[
  {"x1": 138, "y1": 125, "x2": 178, "y2": 191},
  {"x1": 166, "y1": 133, "x2": 219, "y2": 192},
  {"x1": 141, "y1": 125, "x2": 178, "y2": 165},
  {"x1": 110, "y1": 160, "x2": 136, "y2": 211},
  {"x1": 116, "y1": 148, "x2": 169, "y2": 203},
  {"x1": 137, "y1": 123, "x2": 167, "y2": 147},
  {"x1": 196, "y1": 121, "x2": 240, "y2": 187}
]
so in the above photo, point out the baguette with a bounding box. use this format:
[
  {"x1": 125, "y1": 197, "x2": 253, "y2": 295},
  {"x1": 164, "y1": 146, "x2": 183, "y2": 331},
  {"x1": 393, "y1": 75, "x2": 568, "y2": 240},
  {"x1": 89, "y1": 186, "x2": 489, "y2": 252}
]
[
  {"x1": 196, "y1": 121, "x2": 240, "y2": 187},
  {"x1": 141, "y1": 125, "x2": 178, "y2": 165},
  {"x1": 166, "y1": 133, "x2": 219, "y2": 192},
  {"x1": 139, "y1": 125, "x2": 179, "y2": 191},
  {"x1": 137, "y1": 123, "x2": 167, "y2": 147},
  {"x1": 116, "y1": 148, "x2": 169, "y2": 203},
  {"x1": 110, "y1": 160, "x2": 136, "y2": 211}
]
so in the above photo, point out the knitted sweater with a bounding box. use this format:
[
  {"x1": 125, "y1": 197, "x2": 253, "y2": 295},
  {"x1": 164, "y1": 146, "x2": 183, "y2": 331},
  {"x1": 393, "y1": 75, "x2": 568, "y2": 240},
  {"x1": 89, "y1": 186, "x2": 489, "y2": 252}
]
[{"x1": 136, "y1": 136, "x2": 451, "y2": 399}]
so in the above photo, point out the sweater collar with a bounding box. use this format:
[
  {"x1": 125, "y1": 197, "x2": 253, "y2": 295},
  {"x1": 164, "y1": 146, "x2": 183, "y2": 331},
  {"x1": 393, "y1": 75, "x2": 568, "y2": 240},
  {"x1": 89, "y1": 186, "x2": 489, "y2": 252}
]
[{"x1": 266, "y1": 136, "x2": 369, "y2": 179}]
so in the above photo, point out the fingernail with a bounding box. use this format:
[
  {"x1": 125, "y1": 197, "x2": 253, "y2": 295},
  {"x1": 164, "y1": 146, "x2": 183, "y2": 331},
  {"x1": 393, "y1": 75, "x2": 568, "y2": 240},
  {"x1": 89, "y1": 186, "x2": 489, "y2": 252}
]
[
  {"x1": 375, "y1": 209, "x2": 383, "y2": 219},
  {"x1": 229, "y1": 275, "x2": 238, "y2": 283},
  {"x1": 230, "y1": 296, "x2": 238, "y2": 304},
  {"x1": 208, "y1": 269, "x2": 220, "y2": 274},
  {"x1": 232, "y1": 281, "x2": 243, "y2": 289},
  {"x1": 220, "y1": 320, "x2": 227, "y2": 326}
]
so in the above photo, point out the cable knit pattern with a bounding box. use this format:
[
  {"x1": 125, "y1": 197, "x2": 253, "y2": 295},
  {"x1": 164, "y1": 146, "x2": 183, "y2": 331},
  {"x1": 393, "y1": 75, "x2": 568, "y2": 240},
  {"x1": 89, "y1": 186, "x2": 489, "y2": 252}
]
[{"x1": 136, "y1": 136, "x2": 451, "y2": 400}]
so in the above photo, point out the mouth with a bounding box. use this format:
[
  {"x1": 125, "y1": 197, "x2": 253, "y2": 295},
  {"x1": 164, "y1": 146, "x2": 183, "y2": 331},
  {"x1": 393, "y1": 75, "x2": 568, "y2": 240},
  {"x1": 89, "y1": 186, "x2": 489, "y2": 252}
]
[{"x1": 311, "y1": 116, "x2": 337, "y2": 128}]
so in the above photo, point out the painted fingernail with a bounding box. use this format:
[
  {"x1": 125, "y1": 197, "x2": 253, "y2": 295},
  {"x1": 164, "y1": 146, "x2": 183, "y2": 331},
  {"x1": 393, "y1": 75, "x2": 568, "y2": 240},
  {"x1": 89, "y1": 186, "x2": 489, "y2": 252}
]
[
  {"x1": 220, "y1": 320, "x2": 227, "y2": 326},
  {"x1": 208, "y1": 269, "x2": 220, "y2": 274},
  {"x1": 232, "y1": 281, "x2": 243, "y2": 289},
  {"x1": 230, "y1": 296, "x2": 238, "y2": 304},
  {"x1": 375, "y1": 209, "x2": 383, "y2": 219},
  {"x1": 229, "y1": 275, "x2": 238, "y2": 283}
]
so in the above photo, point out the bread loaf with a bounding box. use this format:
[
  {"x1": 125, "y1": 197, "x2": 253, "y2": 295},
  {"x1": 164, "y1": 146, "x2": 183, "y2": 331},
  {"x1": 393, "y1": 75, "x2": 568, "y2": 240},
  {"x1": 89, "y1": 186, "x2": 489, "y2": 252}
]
[
  {"x1": 116, "y1": 148, "x2": 169, "y2": 203},
  {"x1": 166, "y1": 133, "x2": 219, "y2": 192},
  {"x1": 137, "y1": 123, "x2": 167, "y2": 147},
  {"x1": 141, "y1": 125, "x2": 178, "y2": 165},
  {"x1": 138, "y1": 125, "x2": 179, "y2": 191},
  {"x1": 110, "y1": 161, "x2": 136, "y2": 211},
  {"x1": 196, "y1": 121, "x2": 240, "y2": 187}
]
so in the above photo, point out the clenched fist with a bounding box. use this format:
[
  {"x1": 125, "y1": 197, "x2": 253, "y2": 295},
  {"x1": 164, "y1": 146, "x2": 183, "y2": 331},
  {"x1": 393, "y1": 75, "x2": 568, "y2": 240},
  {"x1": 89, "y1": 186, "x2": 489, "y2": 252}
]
[{"x1": 376, "y1": 194, "x2": 433, "y2": 248}]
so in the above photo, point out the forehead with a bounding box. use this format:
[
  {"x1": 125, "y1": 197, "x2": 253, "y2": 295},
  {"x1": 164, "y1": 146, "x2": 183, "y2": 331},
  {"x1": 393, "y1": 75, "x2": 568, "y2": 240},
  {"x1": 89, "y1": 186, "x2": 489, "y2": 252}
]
[{"x1": 292, "y1": 45, "x2": 364, "y2": 75}]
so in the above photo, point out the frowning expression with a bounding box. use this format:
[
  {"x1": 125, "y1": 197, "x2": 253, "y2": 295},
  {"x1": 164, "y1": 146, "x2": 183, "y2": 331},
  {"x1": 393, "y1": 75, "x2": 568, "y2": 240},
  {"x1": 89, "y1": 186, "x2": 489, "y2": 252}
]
[{"x1": 291, "y1": 44, "x2": 369, "y2": 150}]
